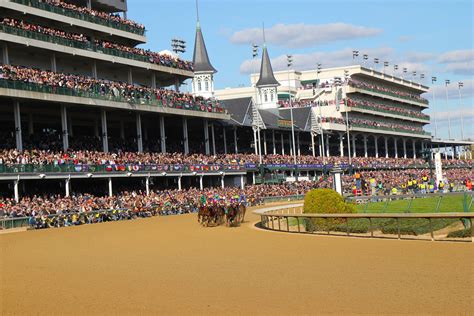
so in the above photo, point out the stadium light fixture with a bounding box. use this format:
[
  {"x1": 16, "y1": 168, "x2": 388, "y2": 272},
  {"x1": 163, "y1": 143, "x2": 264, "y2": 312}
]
[
  {"x1": 343, "y1": 70, "x2": 352, "y2": 165},
  {"x1": 383, "y1": 61, "x2": 389, "y2": 74},
  {"x1": 445, "y1": 79, "x2": 452, "y2": 139},
  {"x1": 363, "y1": 54, "x2": 368, "y2": 67},
  {"x1": 431, "y1": 76, "x2": 438, "y2": 138},
  {"x1": 287, "y1": 54, "x2": 297, "y2": 167},
  {"x1": 458, "y1": 81, "x2": 464, "y2": 140},
  {"x1": 171, "y1": 38, "x2": 186, "y2": 55}
]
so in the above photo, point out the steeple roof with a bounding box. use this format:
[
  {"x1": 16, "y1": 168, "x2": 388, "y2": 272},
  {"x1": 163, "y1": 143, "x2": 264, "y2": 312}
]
[
  {"x1": 256, "y1": 44, "x2": 279, "y2": 87},
  {"x1": 193, "y1": 22, "x2": 217, "y2": 74}
]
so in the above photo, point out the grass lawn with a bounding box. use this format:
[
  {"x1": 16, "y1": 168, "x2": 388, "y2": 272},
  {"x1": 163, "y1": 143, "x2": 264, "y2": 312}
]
[
  {"x1": 354, "y1": 194, "x2": 473, "y2": 213},
  {"x1": 285, "y1": 194, "x2": 473, "y2": 236}
]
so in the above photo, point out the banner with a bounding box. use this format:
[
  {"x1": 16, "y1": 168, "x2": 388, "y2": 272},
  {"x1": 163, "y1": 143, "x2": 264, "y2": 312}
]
[{"x1": 434, "y1": 153, "x2": 443, "y2": 184}]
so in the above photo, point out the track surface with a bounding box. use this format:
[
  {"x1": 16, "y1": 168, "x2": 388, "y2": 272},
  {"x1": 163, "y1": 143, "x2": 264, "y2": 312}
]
[{"x1": 1, "y1": 202, "x2": 473, "y2": 315}]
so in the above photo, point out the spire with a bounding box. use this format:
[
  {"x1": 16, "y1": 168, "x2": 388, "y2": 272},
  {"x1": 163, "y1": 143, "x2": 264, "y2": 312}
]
[
  {"x1": 256, "y1": 25, "x2": 279, "y2": 87},
  {"x1": 192, "y1": 0, "x2": 217, "y2": 74}
]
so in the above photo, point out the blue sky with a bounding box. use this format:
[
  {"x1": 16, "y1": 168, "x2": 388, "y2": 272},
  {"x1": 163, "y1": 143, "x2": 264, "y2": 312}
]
[{"x1": 128, "y1": 0, "x2": 473, "y2": 139}]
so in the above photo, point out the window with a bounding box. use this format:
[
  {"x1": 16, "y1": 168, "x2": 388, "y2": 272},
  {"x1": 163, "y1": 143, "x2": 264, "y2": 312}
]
[
  {"x1": 197, "y1": 79, "x2": 202, "y2": 91},
  {"x1": 270, "y1": 92, "x2": 274, "y2": 101},
  {"x1": 264, "y1": 92, "x2": 268, "y2": 102},
  {"x1": 205, "y1": 80, "x2": 209, "y2": 91}
]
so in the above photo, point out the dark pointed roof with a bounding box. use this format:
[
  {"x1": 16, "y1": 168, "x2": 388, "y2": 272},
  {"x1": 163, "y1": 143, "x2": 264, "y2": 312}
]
[
  {"x1": 193, "y1": 22, "x2": 217, "y2": 74},
  {"x1": 256, "y1": 44, "x2": 279, "y2": 87}
]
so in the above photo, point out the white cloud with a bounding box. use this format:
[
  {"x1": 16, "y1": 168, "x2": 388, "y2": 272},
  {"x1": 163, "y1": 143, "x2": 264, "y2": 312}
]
[
  {"x1": 443, "y1": 62, "x2": 474, "y2": 75},
  {"x1": 230, "y1": 23, "x2": 382, "y2": 48},
  {"x1": 239, "y1": 47, "x2": 394, "y2": 74},
  {"x1": 403, "y1": 51, "x2": 434, "y2": 63},
  {"x1": 438, "y1": 49, "x2": 474, "y2": 63}
]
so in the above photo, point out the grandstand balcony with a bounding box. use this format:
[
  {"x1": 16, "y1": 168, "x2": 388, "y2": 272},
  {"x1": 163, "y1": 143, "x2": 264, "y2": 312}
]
[
  {"x1": 0, "y1": 24, "x2": 193, "y2": 77},
  {"x1": 341, "y1": 103, "x2": 430, "y2": 124},
  {"x1": 0, "y1": 79, "x2": 228, "y2": 120},
  {"x1": 321, "y1": 121, "x2": 431, "y2": 139},
  {"x1": 1, "y1": 0, "x2": 146, "y2": 43},
  {"x1": 346, "y1": 86, "x2": 429, "y2": 108}
]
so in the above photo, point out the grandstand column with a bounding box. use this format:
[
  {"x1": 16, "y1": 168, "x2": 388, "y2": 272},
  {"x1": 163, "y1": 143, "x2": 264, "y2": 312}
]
[
  {"x1": 86, "y1": 0, "x2": 91, "y2": 9},
  {"x1": 128, "y1": 68, "x2": 133, "y2": 84},
  {"x1": 145, "y1": 177, "x2": 150, "y2": 196},
  {"x1": 289, "y1": 133, "x2": 293, "y2": 156},
  {"x1": 50, "y1": 53, "x2": 57, "y2": 72},
  {"x1": 211, "y1": 123, "x2": 216, "y2": 155},
  {"x1": 160, "y1": 116, "x2": 166, "y2": 153},
  {"x1": 363, "y1": 135, "x2": 368, "y2": 158},
  {"x1": 240, "y1": 175, "x2": 245, "y2": 189},
  {"x1": 92, "y1": 61, "x2": 97, "y2": 79},
  {"x1": 203, "y1": 120, "x2": 210, "y2": 155},
  {"x1": 108, "y1": 178, "x2": 113, "y2": 197},
  {"x1": 151, "y1": 73, "x2": 157, "y2": 89},
  {"x1": 178, "y1": 176, "x2": 182, "y2": 191},
  {"x1": 402, "y1": 138, "x2": 407, "y2": 159},
  {"x1": 257, "y1": 128, "x2": 262, "y2": 158},
  {"x1": 325, "y1": 134, "x2": 330, "y2": 157},
  {"x1": 13, "y1": 101, "x2": 23, "y2": 151},
  {"x1": 281, "y1": 133, "x2": 285, "y2": 155},
  {"x1": 174, "y1": 77, "x2": 180, "y2": 92},
  {"x1": 182, "y1": 118, "x2": 189, "y2": 154},
  {"x1": 252, "y1": 172, "x2": 256, "y2": 185},
  {"x1": 93, "y1": 119, "x2": 98, "y2": 138},
  {"x1": 394, "y1": 138, "x2": 398, "y2": 158},
  {"x1": 253, "y1": 127, "x2": 258, "y2": 155},
  {"x1": 2, "y1": 43, "x2": 9, "y2": 64},
  {"x1": 297, "y1": 133, "x2": 301, "y2": 156},
  {"x1": 223, "y1": 127, "x2": 227, "y2": 154},
  {"x1": 339, "y1": 133, "x2": 344, "y2": 157},
  {"x1": 13, "y1": 179, "x2": 19, "y2": 203},
  {"x1": 319, "y1": 138, "x2": 322, "y2": 157},
  {"x1": 120, "y1": 120, "x2": 125, "y2": 139},
  {"x1": 101, "y1": 110, "x2": 109, "y2": 152},
  {"x1": 68, "y1": 114, "x2": 73, "y2": 137},
  {"x1": 136, "y1": 113, "x2": 143, "y2": 153},
  {"x1": 352, "y1": 134, "x2": 357, "y2": 157},
  {"x1": 65, "y1": 178, "x2": 71, "y2": 197},
  {"x1": 221, "y1": 175, "x2": 225, "y2": 189},
  {"x1": 233, "y1": 126, "x2": 238, "y2": 153},
  {"x1": 263, "y1": 131, "x2": 267, "y2": 155},
  {"x1": 311, "y1": 132, "x2": 315, "y2": 157},
  {"x1": 199, "y1": 175, "x2": 203, "y2": 190},
  {"x1": 272, "y1": 130, "x2": 276, "y2": 155},
  {"x1": 412, "y1": 140, "x2": 417, "y2": 159},
  {"x1": 384, "y1": 137, "x2": 389, "y2": 158},
  {"x1": 28, "y1": 113, "x2": 34, "y2": 136},
  {"x1": 374, "y1": 136, "x2": 379, "y2": 158},
  {"x1": 60, "y1": 105, "x2": 69, "y2": 150}
]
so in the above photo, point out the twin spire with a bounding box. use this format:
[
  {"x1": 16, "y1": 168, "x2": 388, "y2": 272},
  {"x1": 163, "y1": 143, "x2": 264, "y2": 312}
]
[{"x1": 192, "y1": 0, "x2": 216, "y2": 74}]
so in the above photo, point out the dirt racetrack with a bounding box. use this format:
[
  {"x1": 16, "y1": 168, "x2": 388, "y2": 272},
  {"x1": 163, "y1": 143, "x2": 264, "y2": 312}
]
[{"x1": 1, "y1": 202, "x2": 473, "y2": 315}]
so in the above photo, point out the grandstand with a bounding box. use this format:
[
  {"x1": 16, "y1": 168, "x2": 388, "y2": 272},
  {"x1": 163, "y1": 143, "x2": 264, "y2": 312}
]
[{"x1": 0, "y1": 0, "x2": 472, "y2": 207}]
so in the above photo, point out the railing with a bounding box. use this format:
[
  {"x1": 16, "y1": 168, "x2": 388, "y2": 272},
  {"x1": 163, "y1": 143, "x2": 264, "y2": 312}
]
[
  {"x1": 350, "y1": 123, "x2": 430, "y2": 136},
  {"x1": 0, "y1": 216, "x2": 30, "y2": 229},
  {"x1": 0, "y1": 163, "x2": 470, "y2": 175},
  {"x1": 262, "y1": 195, "x2": 305, "y2": 203},
  {"x1": 349, "y1": 83, "x2": 429, "y2": 105},
  {"x1": 348, "y1": 192, "x2": 473, "y2": 213},
  {"x1": 0, "y1": 79, "x2": 223, "y2": 114},
  {"x1": 0, "y1": 24, "x2": 193, "y2": 72},
  {"x1": 10, "y1": 0, "x2": 146, "y2": 36},
  {"x1": 348, "y1": 103, "x2": 430, "y2": 121},
  {"x1": 258, "y1": 206, "x2": 474, "y2": 242},
  {"x1": 0, "y1": 163, "x2": 246, "y2": 174}
]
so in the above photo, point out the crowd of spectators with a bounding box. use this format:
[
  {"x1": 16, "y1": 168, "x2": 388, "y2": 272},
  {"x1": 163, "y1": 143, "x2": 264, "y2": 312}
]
[
  {"x1": 0, "y1": 18, "x2": 193, "y2": 71},
  {"x1": 1, "y1": 149, "x2": 472, "y2": 168},
  {"x1": 0, "y1": 64, "x2": 221, "y2": 112},
  {"x1": 0, "y1": 182, "x2": 323, "y2": 219},
  {"x1": 346, "y1": 98, "x2": 429, "y2": 119},
  {"x1": 38, "y1": 0, "x2": 145, "y2": 33},
  {"x1": 348, "y1": 79, "x2": 428, "y2": 104},
  {"x1": 344, "y1": 168, "x2": 473, "y2": 196}
]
